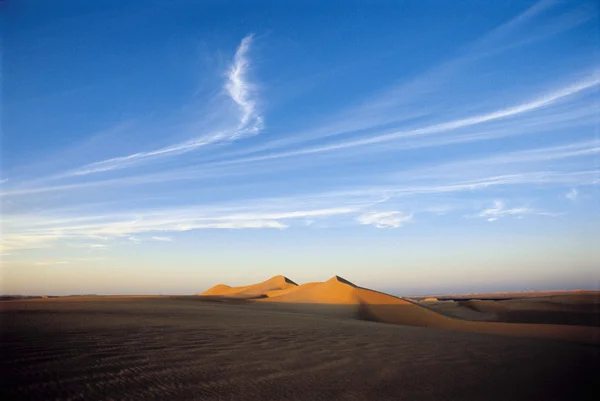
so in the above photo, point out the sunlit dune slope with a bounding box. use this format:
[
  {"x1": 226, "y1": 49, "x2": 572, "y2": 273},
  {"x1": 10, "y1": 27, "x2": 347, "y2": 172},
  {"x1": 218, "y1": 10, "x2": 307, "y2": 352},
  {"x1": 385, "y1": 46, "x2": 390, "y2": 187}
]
[
  {"x1": 199, "y1": 275, "x2": 297, "y2": 297},
  {"x1": 260, "y1": 276, "x2": 359, "y2": 304}
]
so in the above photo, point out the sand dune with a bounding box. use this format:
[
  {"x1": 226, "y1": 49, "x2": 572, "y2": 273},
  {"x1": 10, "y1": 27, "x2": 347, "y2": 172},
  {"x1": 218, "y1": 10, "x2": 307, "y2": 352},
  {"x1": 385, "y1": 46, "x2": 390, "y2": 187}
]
[
  {"x1": 260, "y1": 276, "x2": 359, "y2": 304},
  {"x1": 198, "y1": 275, "x2": 600, "y2": 345},
  {"x1": 199, "y1": 275, "x2": 297, "y2": 298}
]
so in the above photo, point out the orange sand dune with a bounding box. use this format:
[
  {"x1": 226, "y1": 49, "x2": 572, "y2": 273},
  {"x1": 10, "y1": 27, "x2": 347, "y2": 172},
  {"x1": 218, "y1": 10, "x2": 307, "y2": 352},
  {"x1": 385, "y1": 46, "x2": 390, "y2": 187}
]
[
  {"x1": 260, "y1": 276, "x2": 358, "y2": 304},
  {"x1": 199, "y1": 275, "x2": 297, "y2": 297},
  {"x1": 199, "y1": 275, "x2": 600, "y2": 345}
]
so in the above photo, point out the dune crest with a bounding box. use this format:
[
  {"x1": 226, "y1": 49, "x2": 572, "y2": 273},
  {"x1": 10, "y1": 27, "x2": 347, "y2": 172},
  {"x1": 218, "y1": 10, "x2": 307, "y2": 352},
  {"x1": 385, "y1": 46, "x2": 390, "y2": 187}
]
[
  {"x1": 199, "y1": 275, "x2": 297, "y2": 297},
  {"x1": 260, "y1": 276, "x2": 359, "y2": 304}
]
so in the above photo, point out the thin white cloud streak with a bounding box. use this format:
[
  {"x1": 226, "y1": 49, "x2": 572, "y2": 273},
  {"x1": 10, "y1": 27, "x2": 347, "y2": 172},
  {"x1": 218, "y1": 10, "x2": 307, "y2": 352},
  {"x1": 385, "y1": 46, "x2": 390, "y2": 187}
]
[
  {"x1": 408, "y1": 140, "x2": 600, "y2": 177},
  {"x1": 478, "y1": 200, "x2": 532, "y2": 222},
  {"x1": 476, "y1": 5, "x2": 598, "y2": 58},
  {"x1": 28, "y1": 90, "x2": 583, "y2": 197},
  {"x1": 0, "y1": 206, "x2": 357, "y2": 252},
  {"x1": 488, "y1": 141, "x2": 600, "y2": 164},
  {"x1": 0, "y1": 161, "x2": 260, "y2": 196},
  {"x1": 32, "y1": 260, "x2": 71, "y2": 266},
  {"x1": 200, "y1": 99, "x2": 598, "y2": 174},
  {"x1": 60, "y1": 133, "x2": 229, "y2": 177},
  {"x1": 193, "y1": 74, "x2": 599, "y2": 165},
  {"x1": 357, "y1": 211, "x2": 413, "y2": 228},
  {"x1": 86, "y1": 244, "x2": 107, "y2": 249},
  {"x1": 10, "y1": 257, "x2": 106, "y2": 267},
  {"x1": 235, "y1": 105, "x2": 599, "y2": 173},
  {"x1": 3, "y1": 169, "x2": 597, "y2": 252},
  {"x1": 7, "y1": 2, "x2": 592, "y2": 191},
  {"x1": 469, "y1": 0, "x2": 555, "y2": 50},
  {"x1": 56, "y1": 34, "x2": 262, "y2": 178},
  {"x1": 151, "y1": 236, "x2": 173, "y2": 242},
  {"x1": 1, "y1": 129, "x2": 597, "y2": 200},
  {"x1": 197, "y1": 0, "x2": 568, "y2": 160}
]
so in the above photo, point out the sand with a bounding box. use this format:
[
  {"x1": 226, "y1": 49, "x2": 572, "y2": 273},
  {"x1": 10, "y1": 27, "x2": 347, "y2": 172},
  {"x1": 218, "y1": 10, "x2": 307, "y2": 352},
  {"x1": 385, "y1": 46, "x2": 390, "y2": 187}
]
[
  {"x1": 2, "y1": 296, "x2": 598, "y2": 400},
  {"x1": 199, "y1": 275, "x2": 298, "y2": 298},
  {"x1": 199, "y1": 275, "x2": 600, "y2": 345},
  {"x1": 421, "y1": 296, "x2": 600, "y2": 327},
  {"x1": 3, "y1": 277, "x2": 598, "y2": 399}
]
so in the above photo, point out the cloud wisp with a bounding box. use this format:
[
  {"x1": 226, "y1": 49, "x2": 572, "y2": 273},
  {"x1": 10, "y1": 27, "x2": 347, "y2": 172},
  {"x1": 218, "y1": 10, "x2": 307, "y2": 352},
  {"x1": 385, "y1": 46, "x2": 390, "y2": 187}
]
[
  {"x1": 184, "y1": 73, "x2": 599, "y2": 167},
  {"x1": 566, "y1": 188, "x2": 579, "y2": 200},
  {"x1": 151, "y1": 236, "x2": 174, "y2": 242},
  {"x1": 357, "y1": 211, "x2": 413, "y2": 228},
  {"x1": 56, "y1": 35, "x2": 262, "y2": 178},
  {"x1": 225, "y1": 34, "x2": 263, "y2": 136},
  {"x1": 0, "y1": 204, "x2": 361, "y2": 253},
  {"x1": 3, "y1": 7, "x2": 599, "y2": 268},
  {"x1": 4, "y1": 166, "x2": 595, "y2": 253},
  {"x1": 478, "y1": 200, "x2": 532, "y2": 222},
  {"x1": 189, "y1": 0, "x2": 589, "y2": 161}
]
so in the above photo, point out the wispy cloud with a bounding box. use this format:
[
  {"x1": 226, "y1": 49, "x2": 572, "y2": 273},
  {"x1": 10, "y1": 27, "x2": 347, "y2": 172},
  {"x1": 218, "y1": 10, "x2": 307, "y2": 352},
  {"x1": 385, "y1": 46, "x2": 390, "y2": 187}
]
[
  {"x1": 32, "y1": 260, "x2": 71, "y2": 266},
  {"x1": 188, "y1": 73, "x2": 599, "y2": 166},
  {"x1": 357, "y1": 211, "x2": 413, "y2": 228},
  {"x1": 478, "y1": 200, "x2": 532, "y2": 222},
  {"x1": 2, "y1": 4, "x2": 598, "y2": 264},
  {"x1": 566, "y1": 188, "x2": 578, "y2": 200},
  {"x1": 0, "y1": 205, "x2": 357, "y2": 252},
  {"x1": 1, "y1": 167, "x2": 595, "y2": 252},
  {"x1": 196, "y1": 0, "x2": 589, "y2": 163},
  {"x1": 151, "y1": 236, "x2": 174, "y2": 242},
  {"x1": 86, "y1": 243, "x2": 108, "y2": 249},
  {"x1": 24, "y1": 257, "x2": 106, "y2": 267},
  {"x1": 226, "y1": 34, "x2": 263, "y2": 136},
  {"x1": 53, "y1": 34, "x2": 262, "y2": 178}
]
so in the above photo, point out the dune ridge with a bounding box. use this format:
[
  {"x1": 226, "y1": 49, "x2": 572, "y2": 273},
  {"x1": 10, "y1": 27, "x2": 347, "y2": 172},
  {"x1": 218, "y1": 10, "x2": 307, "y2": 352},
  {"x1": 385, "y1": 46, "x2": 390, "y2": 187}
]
[
  {"x1": 198, "y1": 275, "x2": 600, "y2": 345},
  {"x1": 199, "y1": 275, "x2": 297, "y2": 298}
]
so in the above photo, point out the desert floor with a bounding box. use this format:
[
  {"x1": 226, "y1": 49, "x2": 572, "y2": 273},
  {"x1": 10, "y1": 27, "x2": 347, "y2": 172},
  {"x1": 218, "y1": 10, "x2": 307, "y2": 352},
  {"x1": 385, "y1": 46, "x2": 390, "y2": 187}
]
[{"x1": 2, "y1": 296, "x2": 599, "y2": 400}]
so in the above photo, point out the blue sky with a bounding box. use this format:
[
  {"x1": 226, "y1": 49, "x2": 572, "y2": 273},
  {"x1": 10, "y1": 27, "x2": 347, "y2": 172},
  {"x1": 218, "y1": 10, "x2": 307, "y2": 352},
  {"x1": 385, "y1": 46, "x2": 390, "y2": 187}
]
[{"x1": 1, "y1": 0, "x2": 599, "y2": 295}]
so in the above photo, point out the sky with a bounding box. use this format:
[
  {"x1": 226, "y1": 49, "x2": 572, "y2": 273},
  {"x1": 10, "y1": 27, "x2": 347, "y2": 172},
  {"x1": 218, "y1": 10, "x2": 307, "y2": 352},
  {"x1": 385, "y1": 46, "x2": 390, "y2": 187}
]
[{"x1": 1, "y1": 0, "x2": 599, "y2": 296}]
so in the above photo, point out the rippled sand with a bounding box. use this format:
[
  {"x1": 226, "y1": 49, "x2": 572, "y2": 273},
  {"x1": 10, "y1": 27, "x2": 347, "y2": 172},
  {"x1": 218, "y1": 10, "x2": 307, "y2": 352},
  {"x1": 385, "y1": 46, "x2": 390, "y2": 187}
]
[{"x1": 2, "y1": 297, "x2": 598, "y2": 400}]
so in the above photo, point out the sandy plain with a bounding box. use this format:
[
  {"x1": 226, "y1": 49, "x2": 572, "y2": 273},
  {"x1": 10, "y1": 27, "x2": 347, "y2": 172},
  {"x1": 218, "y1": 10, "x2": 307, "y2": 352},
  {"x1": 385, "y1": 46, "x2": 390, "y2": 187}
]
[{"x1": 1, "y1": 277, "x2": 599, "y2": 400}]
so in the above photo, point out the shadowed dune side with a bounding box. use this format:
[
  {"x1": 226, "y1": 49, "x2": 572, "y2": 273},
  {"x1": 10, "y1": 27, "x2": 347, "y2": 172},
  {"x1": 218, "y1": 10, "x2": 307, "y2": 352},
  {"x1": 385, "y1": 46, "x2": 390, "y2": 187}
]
[
  {"x1": 422, "y1": 290, "x2": 600, "y2": 301},
  {"x1": 460, "y1": 300, "x2": 511, "y2": 313},
  {"x1": 352, "y1": 286, "x2": 600, "y2": 345},
  {"x1": 360, "y1": 301, "x2": 600, "y2": 345},
  {"x1": 415, "y1": 300, "x2": 498, "y2": 321},
  {"x1": 450, "y1": 298, "x2": 600, "y2": 327}
]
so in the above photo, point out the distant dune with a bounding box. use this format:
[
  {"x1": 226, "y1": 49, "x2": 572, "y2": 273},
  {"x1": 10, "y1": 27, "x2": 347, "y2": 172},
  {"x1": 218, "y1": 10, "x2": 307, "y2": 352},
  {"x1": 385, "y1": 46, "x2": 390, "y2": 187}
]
[
  {"x1": 197, "y1": 275, "x2": 600, "y2": 345},
  {"x1": 199, "y1": 275, "x2": 298, "y2": 298},
  {"x1": 414, "y1": 290, "x2": 600, "y2": 301}
]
